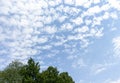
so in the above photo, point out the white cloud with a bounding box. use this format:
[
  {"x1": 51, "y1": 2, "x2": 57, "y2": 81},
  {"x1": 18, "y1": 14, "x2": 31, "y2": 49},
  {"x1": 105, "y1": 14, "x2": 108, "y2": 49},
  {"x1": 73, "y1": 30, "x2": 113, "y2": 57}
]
[
  {"x1": 112, "y1": 36, "x2": 120, "y2": 57},
  {"x1": 102, "y1": 12, "x2": 110, "y2": 20},
  {"x1": 94, "y1": 27, "x2": 104, "y2": 37},
  {"x1": 87, "y1": 5, "x2": 102, "y2": 15},
  {"x1": 58, "y1": 16, "x2": 67, "y2": 23},
  {"x1": 104, "y1": 78, "x2": 120, "y2": 83},
  {"x1": 36, "y1": 37, "x2": 48, "y2": 44},
  {"x1": 44, "y1": 26, "x2": 57, "y2": 34},
  {"x1": 0, "y1": 0, "x2": 119, "y2": 74},
  {"x1": 64, "y1": 0, "x2": 75, "y2": 5},
  {"x1": 90, "y1": 27, "x2": 104, "y2": 38},
  {"x1": 72, "y1": 58, "x2": 87, "y2": 69},
  {"x1": 74, "y1": 26, "x2": 89, "y2": 33},
  {"x1": 83, "y1": 1, "x2": 92, "y2": 8},
  {"x1": 91, "y1": 62, "x2": 116, "y2": 75},
  {"x1": 108, "y1": 0, "x2": 120, "y2": 10},
  {"x1": 85, "y1": 19, "x2": 92, "y2": 26},
  {"x1": 61, "y1": 23, "x2": 73, "y2": 31},
  {"x1": 75, "y1": 0, "x2": 89, "y2": 6},
  {"x1": 90, "y1": 64, "x2": 107, "y2": 75},
  {"x1": 92, "y1": 0, "x2": 100, "y2": 4},
  {"x1": 110, "y1": 27, "x2": 117, "y2": 31},
  {"x1": 48, "y1": 1, "x2": 56, "y2": 7},
  {"x1": 71, "y1": 17, "x2": 83, "y2": 25},
  {"x1": 101, "y1": 4, "x2": 111, "y2": 11},
  {"x1": 40, "y1": 45, "x2": 52, "y2": 50},
  {"x1": 110, "y1": 12, "x2": 118, "y2": 19}
]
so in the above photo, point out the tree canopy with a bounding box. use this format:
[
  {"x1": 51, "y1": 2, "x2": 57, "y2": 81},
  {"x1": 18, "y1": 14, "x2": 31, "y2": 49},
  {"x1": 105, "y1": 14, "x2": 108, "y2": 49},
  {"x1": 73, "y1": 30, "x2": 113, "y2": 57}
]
[
  {"x1": 0, "y1": 58, "x2": 74, "y2": 83},
  {"x1": 0, "y1": 60, "x2": 23, "y2": 83}
]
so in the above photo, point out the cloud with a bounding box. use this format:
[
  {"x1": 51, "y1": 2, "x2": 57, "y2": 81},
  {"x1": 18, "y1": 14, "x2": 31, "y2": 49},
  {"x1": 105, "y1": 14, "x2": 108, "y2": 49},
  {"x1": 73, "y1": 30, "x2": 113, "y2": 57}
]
[
  {"x1": 93, "y1": 0, "x2": 100, "y2": 4},
  {"x1": 104, "y1": 78, "x2": 120, "y2": 83},
  {"x1": 72, "y1": 58, "x2": 87, "y2": 69},
  {"x1": 87, "y1": 5, "x2": 102, "y2": 15},
  {"x1": 90, "y1": 62, "x2": 116, "y2": 75},
  {"x1": 108, "y1": 0, "x2": 120, "y2": 10},
  {"x1": 90, "y1": 64, "x2": 107, "y2": 75},
  {"x1": 0, "y1": 0, "x2": 120, "y2": 71},
  {"x1": 61, "y1": 23, "x2": 73, "y2": 31},
  {"x1": 112, "y1": 36, "x2": 120, "y2": 57},
  {"x1": 64, "y1": 0, "x2": 75, "y2": 5},
  {"x1": 110, "y1": 27, "x2": 117, "y2": 31},
  {"x1": 71, "y1": 17, "x2": 83, "y2": 25},
  {"x1": 74, "y1": 26, "x2": 89, "y2": 33},
  {"x1": 75, "y1": 0, "x2": 89, "y2": 6}
]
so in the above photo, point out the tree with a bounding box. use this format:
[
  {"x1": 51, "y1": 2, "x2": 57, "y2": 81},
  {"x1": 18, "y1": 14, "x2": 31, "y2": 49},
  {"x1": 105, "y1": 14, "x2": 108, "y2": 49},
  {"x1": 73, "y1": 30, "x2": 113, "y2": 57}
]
[
  {"x1": 0, "y1": 60, "x2": 23, "y2": 83},
  {"x1": 57, "y1": 72, "x2": 75, "y2": 83},
  {"x1": 20, "y1": 58, "x2": 41, "y2": 83},
  {"x1": 0, "y1": 58, "x2": 75, "y2": 83},
  {"x1": 41, "y1": 66, "x2": 59, "y2": 83}
]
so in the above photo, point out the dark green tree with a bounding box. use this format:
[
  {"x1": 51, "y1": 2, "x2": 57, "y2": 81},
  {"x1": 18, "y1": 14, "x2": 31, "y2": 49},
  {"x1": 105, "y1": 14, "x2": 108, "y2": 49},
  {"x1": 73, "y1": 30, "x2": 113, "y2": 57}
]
[
  {"x1": 57, "y1": 72, "x2": 75, "y2": 83},
  {"x1": 20, "y1": 58, "x2": 41, "y2": 83},
  {"x1": 41, "y1": 66, "x2": 59, "y2": 83},
  {"x1": 0, "y1": 60, "x2": 23, "y2": 83},
  {"x1": 0, "y1": 58, "x2": 75, "y2": 83}
]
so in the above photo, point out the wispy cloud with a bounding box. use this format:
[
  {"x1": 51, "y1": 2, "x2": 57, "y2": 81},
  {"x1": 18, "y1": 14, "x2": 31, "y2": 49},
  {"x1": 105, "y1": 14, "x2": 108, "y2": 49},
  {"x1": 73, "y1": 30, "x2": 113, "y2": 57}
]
[
  {"x1": 112, "y1": 36, "x2": 120, "y2": 57},
  {"x1": 90, "y1": 62, "x2": 116, "y2": 75},
  {"x1": 72, "y1": 58, "x2": 87, "y2": 69},
  {"x1": 104, "y1": 78, "x2": 120, "y2": 83}
]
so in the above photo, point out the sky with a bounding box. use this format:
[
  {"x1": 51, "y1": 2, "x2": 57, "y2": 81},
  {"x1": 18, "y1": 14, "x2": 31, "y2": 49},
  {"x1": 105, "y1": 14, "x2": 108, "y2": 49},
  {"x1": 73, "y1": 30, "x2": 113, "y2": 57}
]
[{"x1": 0, "y1": 0, "x2": 120, "y2": 83}]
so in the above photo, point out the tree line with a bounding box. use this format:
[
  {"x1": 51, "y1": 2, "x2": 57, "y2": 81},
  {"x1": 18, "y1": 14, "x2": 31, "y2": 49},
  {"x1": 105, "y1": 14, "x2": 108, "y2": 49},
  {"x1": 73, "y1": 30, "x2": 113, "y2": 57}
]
[{"x1": 0, "y1": 58, "x2": 74, "y2": 83}]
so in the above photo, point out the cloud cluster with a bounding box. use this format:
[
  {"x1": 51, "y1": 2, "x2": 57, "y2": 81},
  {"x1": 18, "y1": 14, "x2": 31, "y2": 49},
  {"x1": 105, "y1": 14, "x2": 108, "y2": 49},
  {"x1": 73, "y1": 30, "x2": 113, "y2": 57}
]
[{"x1": 0, "y1": 0, "x2": 120, "y2": 73}]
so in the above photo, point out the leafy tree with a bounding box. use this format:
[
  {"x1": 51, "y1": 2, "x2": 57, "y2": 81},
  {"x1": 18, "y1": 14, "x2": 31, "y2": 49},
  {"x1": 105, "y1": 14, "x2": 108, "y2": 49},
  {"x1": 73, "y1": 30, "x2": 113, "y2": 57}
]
[
  {"x1": 41, "y1": 66, "x2": 59, "y2": 83},
  {"x1": 20, "y1": 58, "x2": 41, "y2": 83},
  {"x1": 57, "y1": 72, "x2": 75, "y2": 83},
  {"x1": 0, "y1": 60, "x2": 23, "y2": 83},
  {"x1": 0, "y1": 58, "x2": 75, "y2": 83}
]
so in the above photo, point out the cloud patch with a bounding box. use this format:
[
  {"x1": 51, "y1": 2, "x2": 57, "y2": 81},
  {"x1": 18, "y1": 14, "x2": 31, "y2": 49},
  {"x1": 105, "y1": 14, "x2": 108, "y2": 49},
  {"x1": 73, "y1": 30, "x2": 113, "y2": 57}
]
[{"x1": 112, "y1": 36, "x2": 120, "y2": 57}]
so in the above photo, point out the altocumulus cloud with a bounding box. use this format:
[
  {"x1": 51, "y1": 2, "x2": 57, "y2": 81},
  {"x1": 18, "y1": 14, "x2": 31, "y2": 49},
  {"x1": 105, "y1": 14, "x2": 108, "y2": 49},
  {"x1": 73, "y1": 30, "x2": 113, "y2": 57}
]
[{"x1": 0, "y1": 1, "x2": 120, "y2": 83}]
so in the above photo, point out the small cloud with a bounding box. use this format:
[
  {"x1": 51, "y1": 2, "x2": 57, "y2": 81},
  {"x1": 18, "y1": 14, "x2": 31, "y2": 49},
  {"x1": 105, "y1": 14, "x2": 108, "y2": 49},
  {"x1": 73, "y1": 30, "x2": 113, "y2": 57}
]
[
  {"x1": 112, "y1": 36, "x2": 120, "y2": 57},
  {"x1": 72, "y1": 58, "x2": 87, "y2": 69},
  {"x1": 91, "y1": 64, "x2": 107, "y2": 75},
  {"x1": 61, "y1": 23, "x2": 73, "y2": 31},
  {"x1": 71, "y1": 17, "x2": 83, "y2": 25},
  {"x1": 104, "y1": 78, "x2": 120, "y2": 83},
  {"x1": 75, "y1": 0, "x2": 89, "y2": 6},
  {"x1": 90, "y1": 62, "x2": 116, "y2": 75},
  {"x1": 74, "y1": 26, "x2": 89, "y2": 33},
  {"x1": 64, "y1": 0, "x2": 75, "y2": 5},
  {"x1": 87, "y1": 5, "x2": 102, "y2": 15},
  {"x1": 108, "y1": 0, "x2": 120, "y2": 11},
  {"x1": 92, "y1": 0, "x2": 100, "y2": 4},
  {"x1": 44, "y1": 26, "x2": 57, "y2": 34},
  {"x1": 110, "y1": 27, "x2": 117, "y2": 31}
]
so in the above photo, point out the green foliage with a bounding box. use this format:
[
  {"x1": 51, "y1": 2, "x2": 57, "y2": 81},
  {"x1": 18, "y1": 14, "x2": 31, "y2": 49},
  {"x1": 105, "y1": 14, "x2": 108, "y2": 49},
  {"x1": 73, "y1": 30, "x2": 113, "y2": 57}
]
[
  {"x1": 0, "y1": 58, "x2": 74, "y2": 83},
  {"x1": 0, "y1": 60, "x2": 23, "y2": 83},
  {"x1": 20, "y1": 58, "x2": 41, "y2": 83},
  {"x1": 41, "y1": 66, "x2": 59, "y2": 83},
  {"x1": 57, "y1": 72, "x2": 75, "y2": 83}
]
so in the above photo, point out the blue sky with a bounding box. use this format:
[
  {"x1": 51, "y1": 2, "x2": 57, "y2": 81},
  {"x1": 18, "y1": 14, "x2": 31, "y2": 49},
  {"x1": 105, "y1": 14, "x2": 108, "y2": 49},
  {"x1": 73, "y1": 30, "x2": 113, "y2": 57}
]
[{"x1": 0, "y1": 0, "x2": 120, "y2": 83}]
